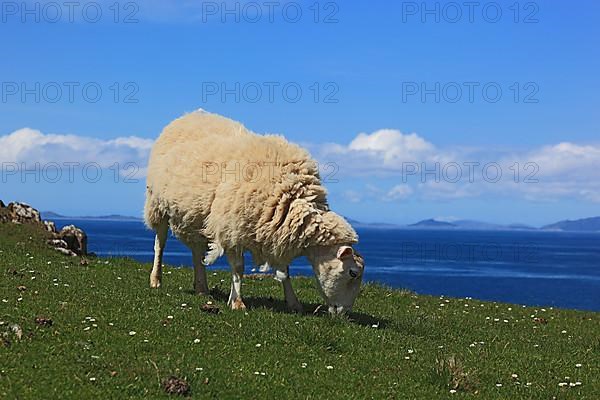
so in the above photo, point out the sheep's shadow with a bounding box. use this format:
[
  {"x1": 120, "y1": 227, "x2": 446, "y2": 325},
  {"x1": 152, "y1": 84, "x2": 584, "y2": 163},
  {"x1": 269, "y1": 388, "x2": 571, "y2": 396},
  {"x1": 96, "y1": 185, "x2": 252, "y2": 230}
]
[{"x1": 202, "y1": 286, "x2": 390, "y2": 329}]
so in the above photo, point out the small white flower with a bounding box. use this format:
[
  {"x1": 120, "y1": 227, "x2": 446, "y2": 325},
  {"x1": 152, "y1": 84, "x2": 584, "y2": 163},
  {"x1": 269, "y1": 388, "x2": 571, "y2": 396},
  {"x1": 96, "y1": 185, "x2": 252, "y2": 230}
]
[
  {"x1": 129, "y1": 331, "x2": 136, "y2": 336},
  {"x1": 83, "y1": 327, "x2": 91, "y2": 331},
  {"x1": 255, "y1": 343, "x2": 262, "y2": 347},
  {"x1": 193, "y1": 339, "x2": 201, "y2": 344},
  {"x1": 326, "y1": 365, "x2": 334, "y2": 370},
  {"x1": 558, "y1": 382, "x2": 567, "y2": 387},
  {"x1": 449, "y1": 389, "x2": 457, "y2": 394},
  {"x1": 181, "y1": 303, "x2": 187, "y2": 307},
  {"x1": 407, "y1": 349, "x2": 414, "y2": 354},
  {"x1": 511, "y1": 374, "x2": 518, "y2": 379},
  {"x1": 167, "y1": 315, "x2": 174, "y2": 320},
  {"x1": 496, "y1": 383, "x2": 502, "y2": 387},
  {"x1": 301, "y1": 363, "x2": 307, "y2": 368},
  {"x1": 561, "y1": 330, "x2": 567, "y2": 334},
  {"x1": 575, "y1": 363, "x2": 582, "y2": 368},
  {"x1": 89, "y1": 377, "x2": 96, "y2": 382},
  {"x1": 575, "y1": 382, "x2": 582, "y2": 386}
]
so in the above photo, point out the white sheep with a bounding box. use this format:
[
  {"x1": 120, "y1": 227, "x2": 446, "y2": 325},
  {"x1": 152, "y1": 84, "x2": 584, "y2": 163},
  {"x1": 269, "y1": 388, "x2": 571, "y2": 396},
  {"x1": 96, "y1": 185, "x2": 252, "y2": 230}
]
[{"x1": 144, "y1": 110, "x2": 364, "y2": 314}]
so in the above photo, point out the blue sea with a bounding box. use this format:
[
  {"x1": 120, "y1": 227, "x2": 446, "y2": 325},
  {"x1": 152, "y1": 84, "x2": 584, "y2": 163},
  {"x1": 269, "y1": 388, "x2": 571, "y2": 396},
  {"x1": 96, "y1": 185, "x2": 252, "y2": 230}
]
[{"x1": 55, "y1": 219, "x2": 600, "y2": 312}]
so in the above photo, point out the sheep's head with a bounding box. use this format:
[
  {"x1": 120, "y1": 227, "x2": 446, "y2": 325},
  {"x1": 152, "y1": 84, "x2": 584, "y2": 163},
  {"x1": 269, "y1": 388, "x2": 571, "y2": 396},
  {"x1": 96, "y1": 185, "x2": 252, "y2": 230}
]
[{"x1": 307, "y1": 245, "x2": 364, "y2": 315}]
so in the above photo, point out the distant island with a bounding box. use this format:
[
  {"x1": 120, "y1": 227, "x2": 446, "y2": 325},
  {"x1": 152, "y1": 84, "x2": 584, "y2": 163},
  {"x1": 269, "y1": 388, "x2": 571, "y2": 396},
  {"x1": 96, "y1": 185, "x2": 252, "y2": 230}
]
[
  {"x1": 42, "y1": 211, "x2": 600, "y2": 232},
  {"x1": 404, "y1": 217, "x2": 600, "y2": 232},
  {"x1": 41, "y1": 211, "x2": 142, "y2": 221},
  {"x1": 542, "y1": 217, "x2": 600, "y2": 232},
  {"x1": 408, "y1": 219, "x2": 456, "y2": 228}
]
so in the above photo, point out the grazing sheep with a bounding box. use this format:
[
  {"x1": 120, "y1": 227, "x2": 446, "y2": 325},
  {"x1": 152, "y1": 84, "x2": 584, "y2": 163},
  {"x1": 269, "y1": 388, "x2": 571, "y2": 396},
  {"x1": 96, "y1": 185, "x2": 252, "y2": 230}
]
[{"x1": 144, "y1": 110, "x2": 364, "y2": 314}]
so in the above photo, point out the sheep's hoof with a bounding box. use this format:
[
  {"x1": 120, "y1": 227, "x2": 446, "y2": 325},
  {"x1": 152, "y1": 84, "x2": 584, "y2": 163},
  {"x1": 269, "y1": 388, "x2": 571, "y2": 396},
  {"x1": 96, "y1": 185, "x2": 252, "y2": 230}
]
[
  {"x1": 150, "y1": 278, "x2": 161, "y2": 288},
  {"x1": 230, "y1": 298, "x2": 246, "y2": 310},
  {"x1": 287, "y1": 302, "x2": 304, "y2": 314}
]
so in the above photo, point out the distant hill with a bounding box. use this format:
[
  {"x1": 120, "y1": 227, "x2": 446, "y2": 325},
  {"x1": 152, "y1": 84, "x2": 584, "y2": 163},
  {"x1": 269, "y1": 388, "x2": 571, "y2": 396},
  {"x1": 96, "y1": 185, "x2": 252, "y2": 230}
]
[
  {"x1": 452, "y1": 220, "x2": 504, "y2": 230},
  {"x1": 344, "y1": 217, "x2": 402, "y2": 229},
  {"x1": 41, "y1": 211, "x2": 142, "y2": 221},
  {"x1": 408, "y1": 219, "x2": 457, "y2": 228},
  {"x1": 542, "y1": 217, "x2": 600, "y2": 232}
]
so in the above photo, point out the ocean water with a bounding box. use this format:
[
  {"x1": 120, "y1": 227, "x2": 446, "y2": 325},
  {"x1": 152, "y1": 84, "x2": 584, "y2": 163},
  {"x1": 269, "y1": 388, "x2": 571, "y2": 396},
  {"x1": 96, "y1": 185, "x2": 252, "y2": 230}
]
[{"x1": 55, "y1": 219, "x2": 600, "y2": 311}]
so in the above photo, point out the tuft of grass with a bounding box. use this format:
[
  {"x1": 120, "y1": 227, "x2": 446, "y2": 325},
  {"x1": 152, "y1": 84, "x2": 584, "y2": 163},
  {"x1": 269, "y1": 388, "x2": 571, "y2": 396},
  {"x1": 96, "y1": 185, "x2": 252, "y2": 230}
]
[
  {"x1": 1, "y1": 222, "x2": 599, "y2": 399},
  {"x1": 435, "y1": 355, "x2": 478, "y2": 393}
]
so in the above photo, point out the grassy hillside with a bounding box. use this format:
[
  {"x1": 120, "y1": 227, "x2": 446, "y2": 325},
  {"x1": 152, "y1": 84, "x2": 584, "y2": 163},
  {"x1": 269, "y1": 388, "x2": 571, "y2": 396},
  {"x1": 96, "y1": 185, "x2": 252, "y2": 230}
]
[{"x1": 1, "y1": 222, "x2": 598, "y2": 399}]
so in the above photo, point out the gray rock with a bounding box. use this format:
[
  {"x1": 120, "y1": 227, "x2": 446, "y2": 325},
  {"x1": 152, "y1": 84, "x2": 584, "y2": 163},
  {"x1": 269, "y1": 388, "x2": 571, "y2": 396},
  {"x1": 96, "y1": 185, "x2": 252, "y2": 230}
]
[
  {"x1": 8, "y1": 202, "x2": 41, "y2": 224},
  {"x1": 58, "y1": 225, "x2": 88, "y2": 256},
  {"x1": 54, "y1": 247, "x2": 77, "y2": 257},
  {"x1": 43, "y1": 220, "x2": 57, "y2": 234}
]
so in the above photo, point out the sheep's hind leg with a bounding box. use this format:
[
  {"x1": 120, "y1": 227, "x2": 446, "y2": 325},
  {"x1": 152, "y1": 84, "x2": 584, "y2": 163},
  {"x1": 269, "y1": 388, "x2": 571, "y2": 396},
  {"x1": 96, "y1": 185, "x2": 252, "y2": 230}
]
[
  {"x1": 191, "y1": 242, "x2": 209, "y2": 295},
  {"x1": 226, "y1": 250, "x2": 246, "y2": 310},
  {"x1": 150, "y1": 219, "x2": 169, "y2": 288},
  {"x1": 276, "y1": 267, "x2": 303, "y2": 313}
]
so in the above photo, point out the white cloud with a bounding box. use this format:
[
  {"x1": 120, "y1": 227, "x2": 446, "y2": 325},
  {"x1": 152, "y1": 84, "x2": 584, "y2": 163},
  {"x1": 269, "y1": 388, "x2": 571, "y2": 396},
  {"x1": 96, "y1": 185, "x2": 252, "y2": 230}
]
[
  {"x1": 317, "y1": 128, "x2": 600, "y2": 203},
  {"x1": 348, "y1": 129, "x2": 435, "y2": 166},
  {"x1": 0, "y1": 128, "x2": 153, "y2": 171},
  {"x1": 384, "y1": 184, "x2": 413, "y2": 201},
  {"x1": 3, "y1": 125, "x2": 599, "y2": 204}
]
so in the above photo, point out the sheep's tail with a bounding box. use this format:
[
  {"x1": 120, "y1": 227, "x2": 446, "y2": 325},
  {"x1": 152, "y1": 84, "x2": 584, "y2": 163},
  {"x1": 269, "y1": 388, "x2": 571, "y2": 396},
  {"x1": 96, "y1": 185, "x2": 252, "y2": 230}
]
[{"x1": 203, "y1": 242, "x2": 224, "y2": 265}]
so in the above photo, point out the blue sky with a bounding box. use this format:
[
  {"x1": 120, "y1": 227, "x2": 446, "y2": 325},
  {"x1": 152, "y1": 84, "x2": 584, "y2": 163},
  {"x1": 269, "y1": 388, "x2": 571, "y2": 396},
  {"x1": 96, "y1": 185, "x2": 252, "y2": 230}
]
[{"x1": 1, "y1": 1, "x2": 599, "y2": 225}]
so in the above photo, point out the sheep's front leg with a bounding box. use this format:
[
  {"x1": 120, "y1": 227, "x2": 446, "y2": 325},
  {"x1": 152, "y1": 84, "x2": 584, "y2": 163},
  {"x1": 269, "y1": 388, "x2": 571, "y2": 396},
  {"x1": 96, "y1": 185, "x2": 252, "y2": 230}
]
[
  {"x1": 276, "y1": 267, "x2": 303, "y2": 313},
  {"x1": 150, "y1": 220, "x2": 168, "y2": 288},
  {"x1": 191, "y1": 242, "x2": 209, "y2": 295},
  {"x1": 226, "y1": 250, "x2": 246, "y2": 310}
]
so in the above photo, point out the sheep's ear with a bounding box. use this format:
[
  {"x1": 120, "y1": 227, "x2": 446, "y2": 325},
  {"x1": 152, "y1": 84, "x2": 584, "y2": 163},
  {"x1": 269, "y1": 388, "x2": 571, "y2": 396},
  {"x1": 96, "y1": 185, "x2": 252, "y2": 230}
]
[{"x1": 337, "y1": 246, "x2": 354, "y2": 260}]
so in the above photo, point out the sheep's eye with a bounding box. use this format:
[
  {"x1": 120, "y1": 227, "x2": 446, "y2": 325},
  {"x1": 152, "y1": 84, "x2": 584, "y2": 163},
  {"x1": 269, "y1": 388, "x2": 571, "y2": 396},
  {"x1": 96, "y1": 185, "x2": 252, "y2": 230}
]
[{"x1": 349, "y1": 270, "x2": 357, "y2": 278}]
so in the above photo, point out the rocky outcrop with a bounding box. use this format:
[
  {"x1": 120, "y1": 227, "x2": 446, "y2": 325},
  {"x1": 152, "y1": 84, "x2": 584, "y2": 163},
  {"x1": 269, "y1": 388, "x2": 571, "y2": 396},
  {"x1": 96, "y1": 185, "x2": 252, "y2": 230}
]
[
  {"x1": 0, "y1": 200, "x2": 88, "y2": 257},
  {"x1": 7, "y1": 202, "x2": 41, "y2": 224},
  {"x1": 58, "y1": 225, "x2": 87, "y2": 256}
]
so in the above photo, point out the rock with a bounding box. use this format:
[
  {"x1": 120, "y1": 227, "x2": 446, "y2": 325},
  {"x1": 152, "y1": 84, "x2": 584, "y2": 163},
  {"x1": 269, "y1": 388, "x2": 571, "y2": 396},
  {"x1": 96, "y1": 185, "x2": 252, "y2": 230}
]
[
  {"x1": 0, "y1": 200, "x2": 5, "y2": 208},
  {"x1": 8, "y1": 202, "x2": 41, "y2": 224},
  {"x1": 58, "y1": 225, "x2": 87, "y2": 256},
  {"x1": 1, "y1": 200, "x2": 89, "y2": 257},
  {"x1": 54, "y1": 247, "x2": 77, "y2": 257},
  {"x1": 43, "y1": 220, "x2": 57, "y2": 234},
  {"x1": 47, "y1": 239, "x2": 68, "y2": 248}
]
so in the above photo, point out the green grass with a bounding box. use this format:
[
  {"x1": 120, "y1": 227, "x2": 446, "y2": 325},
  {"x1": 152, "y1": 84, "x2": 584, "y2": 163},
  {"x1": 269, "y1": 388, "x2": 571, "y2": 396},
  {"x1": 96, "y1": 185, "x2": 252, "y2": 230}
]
[{"x1": 0, "y1": 222, "x2": 598, "y2": 399}]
